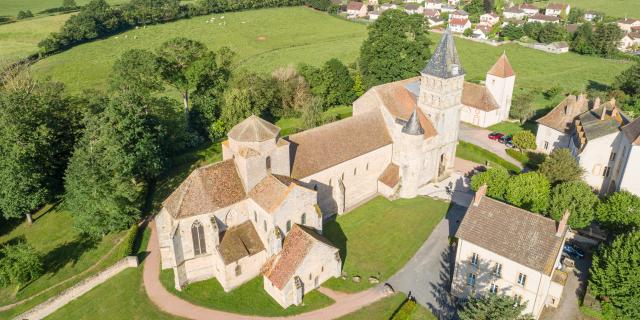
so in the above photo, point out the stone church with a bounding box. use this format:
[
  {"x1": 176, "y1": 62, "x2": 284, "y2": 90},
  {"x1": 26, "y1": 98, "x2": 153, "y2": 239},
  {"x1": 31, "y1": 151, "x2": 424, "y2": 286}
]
[{"x1": 155, "y1": 30, "x2": 507, "y2": 308}]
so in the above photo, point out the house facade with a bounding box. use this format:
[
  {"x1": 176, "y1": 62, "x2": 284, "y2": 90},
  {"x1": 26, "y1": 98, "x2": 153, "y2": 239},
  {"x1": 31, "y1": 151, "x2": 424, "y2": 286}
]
[
  {"x1": 453, "y1": 186, "x2": 568, "y2": 319},
  {"x1": 618, "y1": 18, "x2": 640, "y2": 33},
  {"x1": 449, "y1": 18, "x2": 471, "y2": 33},
  {"x1": 347, "y1": 1, "x2": 368, "y2": 17},
  {"x1": 503, "y1": 7, "x2": 526, "y2": 20},
  {"x1": 156, "y1": 30, "x2": 471, "y2": 308},
  {"x1": 545, "y1": 3, "x2": 570, "y2": 17},
  {"x1": 536, "y1": 94, "x2": 589, "y2": 153},
  {"x1": 529, "y1": 13, "x2": 560, "y2": 24}
]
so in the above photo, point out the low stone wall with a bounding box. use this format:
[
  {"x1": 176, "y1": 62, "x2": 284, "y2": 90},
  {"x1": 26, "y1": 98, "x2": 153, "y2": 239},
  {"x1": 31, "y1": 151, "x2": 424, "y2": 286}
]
[{"x1": 15, "y1": 256, "x2": 139, "y2": 320}]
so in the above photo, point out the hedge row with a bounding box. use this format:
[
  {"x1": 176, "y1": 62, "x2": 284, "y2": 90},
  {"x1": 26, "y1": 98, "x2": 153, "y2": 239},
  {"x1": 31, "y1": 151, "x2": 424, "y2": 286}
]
[{"x1": 390, "y1": 297, "x2": 418, "y2": 320}]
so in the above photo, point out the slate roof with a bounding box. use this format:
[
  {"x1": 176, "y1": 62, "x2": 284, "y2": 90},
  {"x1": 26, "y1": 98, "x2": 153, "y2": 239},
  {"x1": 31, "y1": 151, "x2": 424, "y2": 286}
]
[
  {"x1": 462, "y1": 82, "x2": 499, "y2": 112},
  {"x1": 575, "y1": 102, "x2": 626, "y2": 143},
  {"x1": 262, "y1": 224, "x2": 338, "y2": 289},
  {"x1": 487, "y1": 53, "x2": 515, "y2": 78},
  {"x1": 378, "y1": 163, "x2": 400, "y2": 187},
  {"x1": 422, "y1": 28, "x2": 465, "y2": 79},
  {"x1": 162, "y1": 160, "x2": 246, "y2": 219},
  {"x1": 248, "y1": 174, "x2": 304, "y2": 213},
  {"x1": 504, "y1": 6, "x2": 524, "y2": 13},
  {"x1": 546, "y1": 3, "x2": 567, "y2": 10},
  {"x1": 402, "y1": 109, "x2": 425, "y2": 135},
  {"x1": 622, "y1": 117, "x2": 640, "y2": 146},
  {"x1": 456, "y1": 195, "x2": 564, "y2": 275},
  {"x1": 424, "y1": 9, "x2": 440, "y2": 17},
  {"x1": 228, "y1": 115, "x2": 280, "y2": 142},
  {"x1": 405, "y1": 4, "x2": 419, "y2": 10},
  {"x1": 218, "y1": 220, "x2": 265, "y2": 265},
  {"x1": 536, "y1": 94, "x2": 588, "y2": 133},
  {"x1": 287, "y1": 110, "x2": 393, "y2": 179},
  {"x1": 347, "y1": 1, "x2": 364, "y2": 10}
]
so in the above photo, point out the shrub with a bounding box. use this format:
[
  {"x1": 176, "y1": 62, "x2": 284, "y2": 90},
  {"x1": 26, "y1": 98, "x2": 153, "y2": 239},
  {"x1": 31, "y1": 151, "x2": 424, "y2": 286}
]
[
  {"x1": 512, "y1": 131, "x2": 536, "y2": 150},
  {"x1": 17, "y1": 10, "x2": 34, "y2": 20},
  {"x1": 120, "y1": 224, "x2": 139, "y2": 257},
  {"x1": 0, "y1": 242, "x2": 43, "y2": 289},
  {"x1": 391, "y1": 297, "x2": 418, "y2": 320}
]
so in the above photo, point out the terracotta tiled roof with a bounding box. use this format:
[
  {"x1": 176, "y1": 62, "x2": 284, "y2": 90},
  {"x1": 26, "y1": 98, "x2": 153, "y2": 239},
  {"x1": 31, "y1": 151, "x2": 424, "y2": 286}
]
[
  {"x1": 218, "y1": 221, "x2": 265, "y2": 265},
  {"x1": 424, "y1": 9, "x2": 440, "y2": 17},
  {"x1": 546, "y1": 3, "x2": 566, "y2": 10},
  {"x1": 262, "y1": 225, "x2": 338, "y2": 289},
  {"x1": 162, "y1": 160, "x2": 246, "y2": 219},
  {"x1": 504, "y1": 6, "x2": 524, "y2": 13},
  {"x1": 462, "y1": 82, "x2": 499, "y2": 112},
  {"x1": 287, "y1": 110, "x2": 392, "y2": 179},
  {"x1": 347, "y1": 1, "x2": 363, "y2": 10},
  {"x1": 487, "y1": 53, "x2": 514, "y2": 78},
  {"x1": 248, "y1": 174, "x2": 304, "y2": 213},
  {"x1": 405, "y1": 4, "x2": 419, "y2": 10},
  {"x1": 622, "y1": 117, "x2": 640, "y2": 146},
  {"x1": 456, "y1": 196, "x2": 564, "y2": 275},
  {"x1": 378, "y1": 163, "x2": 400, "y2": 188},
  {"x1": 537, "y1": 94, "x2": 588, "y2": 133},
  {"x1": 449, "y1": 18, "x2": 470, "y2": 26},
  {"x1": 619, "y1": 18, "x2": 640, "y2": 24},
  {"x1": 228, "y1": 115, "x2": 280, "y2": 142},
  {"x1": 519, "y1": 3, "x2": 538, "y2": 10}
]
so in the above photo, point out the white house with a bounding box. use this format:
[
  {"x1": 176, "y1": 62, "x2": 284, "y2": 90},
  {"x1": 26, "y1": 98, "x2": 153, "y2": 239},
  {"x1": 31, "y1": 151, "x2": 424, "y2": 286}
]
[
  {"x1": 519, "y1": 3, "x2": 539, "y2": 16},
  {"x1": 473, "y1": 24, "x2": 492, "y2": 40},
  {"x1": 584, "y1": 11, "x2": 599, "y2": 22},
  {"x1": 480, "y1": 12, "x2": 500, "y2": 26},
  {"x1": 619, "y1": 33, "x2": 640, "y2": 51},
  {"x1": 503, "y1": 7, "x2": 526, "y2": 20},
  {"x1": 529, "y1": 13, "x2": 560, "y2": 24},
  {"x1": 536, "y1": 94, "x2": 589, "y2": 153},
  {"x1": 453, "y1": 186, "x2": 568, "y2": 320},
  {"x1": 369, "y1": 10, "x2": 381, "y2": 21},
  {"x1": 380, "y1": 3, "x2": 397, "y2": 11},
  {"x1": 425, "y1": 0, "x2": 442, "y2": 9},
  {"x1": 451, "y1": 9, "x2": 470, "y2": 20},
  {"x1": 346, "y1": 1, "x2": 368, "y2": 18},
  {"x1": 441, "y1": 4, "x2": 457, "y2": 13},
  {"x1": 424, "y1": 8, "x2": 440, "y2": 18},
  {"x1": 459, "y1": 53, "x2": 516, "y2": 128},
  {"x1": 427, "y1": 16, "x2": 445, "y2": 27},
  {"x1": 618, "y1": 18, "x2": 640, "y2": 33},
  {"x1": 449, "y1": 18, "x2": 471, "y2": 33},
  {"x1": 404, "y1": 3, "x2": 423, "y2": 15},
  {"x1": 545, "y1": 3, "x2": 570, "y2": 17}
]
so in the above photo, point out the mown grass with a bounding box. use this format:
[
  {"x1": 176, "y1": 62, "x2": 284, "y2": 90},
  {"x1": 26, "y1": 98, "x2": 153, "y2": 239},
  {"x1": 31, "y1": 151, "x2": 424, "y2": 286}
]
[
  {"x1": 0, "y1": 13, "x2": 72, "y2": 63},
  {"x1": 0, "y1": 0, "x2": 128, "y2": 16},
  {"x1": 487, "y1": 121, "x2": 538, "y2": 136},
  {"x1": 456, "y1": 140, "x2": 521, "y2": 173},
  {"x1": 276, "y1": 105, "x2": 353, "y2": 136},
  {"x1": 322, "y1": 196, "x2": 449, "y2": 293},
  {"x1": 337, "y1": 293, "x2": 436, "y2": 320},
  {"x1": 513, "y1": 0, "x2": 640, "y2": 18}
]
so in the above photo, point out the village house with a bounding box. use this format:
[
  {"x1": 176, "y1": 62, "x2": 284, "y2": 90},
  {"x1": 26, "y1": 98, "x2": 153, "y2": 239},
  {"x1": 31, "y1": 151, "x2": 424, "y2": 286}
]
[
  {"x1": 584, "y1": 11, "x2": 599, "y2": 22},
  {"x1": 368, "y1": 10, "x2": 381, "y2": 20},
  {"x1": 346, "y1": 1, "x2": 368, "y2": 18},
  {"x1": 619, "y1": 32, "x2": 640, "y2": 51},
  {"x1": 157, "y1": 30, "x2": 473, "y2": 308},
  {"x1": 472, "y1": 24, "x2": 492, "y2": 40},
  {"x1": 425, "y1": 0, "x2": 442, "y2": 10},
  {"x1": 404, "y1": 3, "x2": 423, "y2": 15},
  {"x1": 618, "y1": 18, "x2": 640, "y2": 33},
  {"x1": 427, "y1": 16, "x2": 445, "y2": 27},
  {"x1": 449, "y1": 18, "x2": 471, "y2": 33},
  {"x1": 529, "y1": 13, "x2": 560, "y2": 24},
  {"x1": 380, "y1": 3, "x2": 397, "y2": 11},
  {"x1": 479, "y1": 12, "x2": 500, "y2": 26},
  {"x1": 451, "y1": 9, "x2": 470, "y2": 20},
  {"x1": 459, "y1": 53, "x2": 516, "y2": 128},
  {"x1": 519, "y1": 3, "x2": 540, "y2": 16},
  {"x1": 423, "y1": 8, "x2": 440, "y2": 18},
  {"x1": 503, "y1": 6, "x2": 526, "y2": 20},
  {"x1": 452, "y1": 185, "x2": 569, "y2": 319},
  {"x1": 404, "y1": 0, "x2": 421, "y2": 3},
  {"x1": 448, "y1": 0, "x2": 460, "y2": 5},
  {"x1": 441, "y1": 4, "x2": 457, "y2": 13},
  {"x1": 536, "y1": 94, "x2": 589, "y2": 153},
  {"x1": 367, "y1": 0, "x2": 378, "y2": 5},
  {"x1": 545, "y1": 3, "x2": 570, "y2": 17}
]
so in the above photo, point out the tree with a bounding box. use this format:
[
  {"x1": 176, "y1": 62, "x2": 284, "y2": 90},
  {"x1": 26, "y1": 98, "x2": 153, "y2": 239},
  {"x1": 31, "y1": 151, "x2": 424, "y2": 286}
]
[
  {"x1": 567, "y1": 7, "x2": 584, "y2": 24},
  {"x1": 523, "y1": 22, "x2": 543, "y2": 41},
  {"x1": 121, "y1": 0, "x2": 182, "y2": 26},
  {"x1": 590, "y1": 230, "x2": 640, "y2": 320},
  {"x1": 320, "y1": 58, "x2": 355, "y2": 108},
  {"x1": 110, "y1": 49, "x2": 164, "y2": 95},
  {"x1": 271, "y1": 65, "x2": 312, "y2": 118},
  {"x1": 464, "y1": 0, "x2": 484, "y2": 18},
  {"x1": 596, "y1": 191, "x2": 640, "y2": 233},
  {"x1": 63, "y1": 0, "x2": 78, "y2": 9},
  {"x1": 301, "y1": 97, "x2": 324, "y2": 130},
  {"x1": 512, "y1": 131, "x2": 536, "y2": 150},
  {"x1": 471, "y1": 167, "x2": 510, "y2": 201},
  {"x1": 0, "y1": 242, "x2": 43, "y2": 289},
  {"x1": 218, "y1": 73, "x2": 278, "y2": 131},
  {"x1": 17, "y1": 10, "x2": 34, "y2": 19},
  {"x1": 510, "y1": 91, "x2": 536, "y2": 124},
  {"x1": 548, "y1": 181, "x2": 598, "y2": 228},
  {"x1": 463, "y1": 28, "x2": 474, "y2": 37},
  {"x1": 459, "y1": 294, "x2": 533, "y2": 320},
  {"x1": 0, "y1": 71, "x2": 78, "y2": 224},
  {"x1": 359, "y1": 10, "x2": 432, "y2": 88},
  {"x1": 501, "y1": 23, "x2": 525, "y2": 40},
  {"x1": 506, "y1": 172, "x2": 550, "y2": 213},
  {"x1": 538, "y1": 148, "x2": 584, "y2": 185},
  {"x1": 483, "y1": 0, "x2": 494, "y2": 13},
  {"x1": 538, "y1": 23, "x2": 567, "y2": 44},
  {"x1": 571, "y1": 22, "x2": 596, "y2": 55},
  {"x1": 614, "y1": 63, "x2": 640, "y2": 98},
  {"x1": 592, "y1": 23, "x2": 623, "y2": 57},
  {"x1": 352, "y1": 72, "x2": 365, "y2": 97}
]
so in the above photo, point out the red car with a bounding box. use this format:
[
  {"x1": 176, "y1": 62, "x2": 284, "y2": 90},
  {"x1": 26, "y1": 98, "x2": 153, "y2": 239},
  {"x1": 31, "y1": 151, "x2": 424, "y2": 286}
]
[{"x1": 488, "y1": 132, "x2": 504, "y2": 140}]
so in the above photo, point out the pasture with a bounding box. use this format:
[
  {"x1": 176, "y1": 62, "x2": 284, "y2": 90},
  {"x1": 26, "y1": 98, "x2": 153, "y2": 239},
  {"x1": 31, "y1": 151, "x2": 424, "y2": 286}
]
[
  {"x1": 0, "y1": 0, "x2": 128, "y2": 16},
  {"x1": 0, "y1": 13, "x2": 71, "y2": 63}
]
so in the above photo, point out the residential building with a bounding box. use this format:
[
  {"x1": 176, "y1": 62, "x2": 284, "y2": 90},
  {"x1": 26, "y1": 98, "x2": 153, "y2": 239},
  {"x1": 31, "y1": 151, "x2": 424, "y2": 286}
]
[
  {"x1": 369, "y1": 10, "x2": 381, "y2": 20},
  {"x1": 346, "y1": 1, "x2": 368, "y2": 18},
  {"x1": 448, "y1": 0, "x2": 460, "y2": 5},
  {"x1": 584, "y1": 11, "x2": 599, "y2": 22},
  {"x1": 618, "y1": 18, "x2": 640, "y2": 33},
  {"x1": 380, "y1": 3, "x2": 397, "y2": 11},
  {"x1": 449, "y1": 18, "x2": 471, "y2": 33},
  {"x1": 503, "y1": 6, "x2": 526, "y2": 20},
  {"x1": 423, "y1": 8, "x2": 440, "y2": 18},
  {"x1": 405, "y1": 3, "x2": 423, "y2": 15},
  {"x1": 536, "y1": 94, "x2": 589, "y2": 153},
  {"x1": 473, "y1": 24, "x2": 492, "y2": 40},
  {"x1": 519, "y1": 3, "x2": 539, "y2": 16},
  {"x1": 427, "y1": 16, "x2": 445, "y2": 27},
  {"x1": 545, "y1": 3, "x2": 570, "y2": 17},
  {"x1": 619, "y1": 33, "x2": 640, "y2": 52},
  {"x1": 451, "y1": 9, "x2": 470, "y2": 20},
  {"x1": 441, "y1": 4, "x2": 457, "y2": 13},
  {"x1": 528, "y1": 13, "x2": 560, "y2": 24},
  {"x1": 453, "y1": 186, "x2": 568, "y2": 319},
  {"x1": 480, "y1": 12, "x2": 500, "y2": 26}
]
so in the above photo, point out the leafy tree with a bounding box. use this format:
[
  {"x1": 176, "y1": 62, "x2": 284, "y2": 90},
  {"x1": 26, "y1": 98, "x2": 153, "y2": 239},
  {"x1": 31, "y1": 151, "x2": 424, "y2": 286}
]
[
  {"x1": 271, "y1": 65, "x2": 312, "y2": 118},
  {"x1": 218, "y1": 73, "x2": 278, "y2": 131},
  {"x1": 121, "y1": 0, "x2": 182, "y2": 26},
  {"x1": 512, "y1": 131, "x2": 536, "y2": 150},
  {"x1": 0, "y1": 72, "x2": 78, "y2": 224},
  {"x1": 615, "y1": 63, "x2": 640, "y2": 98},
  {"x1": 506, "y1": 172, "x2": 550, "y2": 213},
  {"x1": 464, "y1": 0, "x2": 484, "y2": 18},
  {"x1": 0, "y1": 242, "x2": 43, "y2": 289},
  {"x1": 483, "y1": 0, "x2": 494, "y2": 13},
  {"x1": 510, "y1": 91, "x2": 536, "y2": 124},
  {"x1": 548, "y1": 181, "x2": 598, "y2": 228},
  {"x1": 538, "y1": 23, "x2": 567, "y2": 44},
  {"x1": 596, "y1": 191, "x2": 640, "y2": 233},
  {"x1": 320, "y1": 58, "x2": 355, "y2": 108},
  {"x1": 592, "y1": 23, "x2": 623, "y2": 57},
  {"x1": 110, "y1": 49, "x2": 164, "y2": 95},
  {"x1": 590, "y1": 230, "x2": 640, "y2": 320},
  {"x1": 501, "y1": 23, "x2": 525, "y2": 40},
  {"x1": 353, "y1": 72, "x2": 365, "y2": 97},
  {"x1": 567, "y1": 7, "x2": 584, "y2": 24},
  {"x1": 298, "y1": 63, "x2": 323, "y2": 96},
  {"x1": 463, "y1": 28, "x2": 474, "y2": 37},
  {"x1": 359, "y1": 9, "x2": 432, "y2": 88},
  {"x1": 459, "y1": 294, "x2": 533, "y2": 320},
  {"x1": 301, "y1": 97, "x2": 324, "y2": 130},
  {"x1": 470, "y1": 167, "x2": 510, "y2": 201},
  {"x1": 523, "y1": 22, "x2": 543, "y2": 40},
  {"x1": 17, "y1": 10, "x2": 34, "y2": 19},
  {"x1": 571, "y1": 22, "x2": 596, "y2": 55},
  {"x1": 538, "y1": 148, "x2": 584, "y2": 185}
]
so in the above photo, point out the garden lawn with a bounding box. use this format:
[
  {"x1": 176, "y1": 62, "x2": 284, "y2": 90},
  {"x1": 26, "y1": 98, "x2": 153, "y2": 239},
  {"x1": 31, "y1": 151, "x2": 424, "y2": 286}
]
[
  {"x1": 276, "y1": 105, "x2": 353, "y2": 136},
  {"x1": 513, "y1": 0, "x2": 640, "y2": 18},
  {"x1": 337, "y1": 293, "x2": 436, "y2": 320},
  {"x1": 30, "y1": 6, "x2": 368, "y2": 93},
  {"x1": 0, "y1": 13, "x2": 72, "y2": 62},
  {"x1": 456, "y1": 141, "x2": 521, "y2": 173},
  {"x1": 487, "y1": 121, "x2": 537, "y2": 136},
  {"x1": 322, "y1": 196, "x2": 449, "y2": 293},
  {"x1": 0, "y1": 0, "x2": 128, "y2": 16},
  {"x1": 159, "y1": 270, "x2": 334, "y2": 316}
]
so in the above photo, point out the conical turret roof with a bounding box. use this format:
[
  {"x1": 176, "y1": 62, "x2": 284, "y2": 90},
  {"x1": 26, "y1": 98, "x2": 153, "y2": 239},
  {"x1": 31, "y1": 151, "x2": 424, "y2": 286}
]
[
  {"x1": 422, "y1": 28, "x2": 464, "y2": 79},
  {"x1": 488, "y1": 52, "x2": 515, "y2": 78},
  {"x1": 228, "y1": 115, "x2": 280, "y2": 142},
  {"x1": 401, "y1": 109, "x2": 424, "y2": 135}
]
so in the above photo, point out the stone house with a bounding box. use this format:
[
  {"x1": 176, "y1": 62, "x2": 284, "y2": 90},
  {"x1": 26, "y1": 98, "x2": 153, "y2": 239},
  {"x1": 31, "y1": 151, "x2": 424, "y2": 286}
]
[
  {"x1": 346, "y1": 1, "x2": 368, "y2": 18},
  {"x1": 519, "y1": 3, "x2": 539, "y2": 16},
  {"x1": 618, "y1": 18, "x2": 640, "y2": 33},
  {"x1": 453, "y1": 186, "x2": 568, "y2": 319},
  {"x1": 425, "y1": 0, "x2": 442, "y2": 10},
  {"x1": 404, "y1": 3, "x2": 423, "y2": 15},
  {"x1": 480, "y1": 12, "x2": 500, "y2": 26},
  {"x1": 619, "y1": 32, "x2": 640, "y2": 52},
  {"x1": 451, "y1": 9, "x2": 470, "y2": 20},
  {"x1": 536, "y1": 94, "x2": 589, "y2": 153},
  {"x1": 472, "y1": 24, "x2": 492, "y2": 40},
  {"x1": 449, "y1": 18, "x2": 471, "y2": 33},
  {"x1": 545, "y1": 3, "x2": 570, "y2": 17},
  {"x1": 156, "y1": 30, "x2": 471, "y2": 308},
  {"x1": 423, "y1": 8, "x2": 440, "y2": 19}
]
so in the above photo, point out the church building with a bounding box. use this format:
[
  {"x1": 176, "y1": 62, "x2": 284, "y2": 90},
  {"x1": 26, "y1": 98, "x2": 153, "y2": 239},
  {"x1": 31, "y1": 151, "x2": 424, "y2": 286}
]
[{"x1": 155, "y1": 29, "x2": 492, "y2": 308}]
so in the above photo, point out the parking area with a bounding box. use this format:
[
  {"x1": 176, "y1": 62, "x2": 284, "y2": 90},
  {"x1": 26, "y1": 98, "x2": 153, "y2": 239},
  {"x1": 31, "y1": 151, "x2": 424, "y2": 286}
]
[{"x1": 459, "y1": 123, "x2": 522, "y2": 168}]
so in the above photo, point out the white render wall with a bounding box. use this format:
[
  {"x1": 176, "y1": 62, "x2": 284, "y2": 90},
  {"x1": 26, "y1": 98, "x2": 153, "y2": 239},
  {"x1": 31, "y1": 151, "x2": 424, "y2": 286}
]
[
  {"x1": 486, "y1": 73, "x2": 515, "y2": 124},
  {"x1": 616, "y1": 140, "x2": 640, "y2": 196},
  {"x1": 460, "y1": 105, "x2": 501, "y2": 128},
  {"x1": 576, "y1": 133, "x2": 618, "y2": 194},
  {"x1": 536, "y1": 125, "x2": 571, "y2": 154}
]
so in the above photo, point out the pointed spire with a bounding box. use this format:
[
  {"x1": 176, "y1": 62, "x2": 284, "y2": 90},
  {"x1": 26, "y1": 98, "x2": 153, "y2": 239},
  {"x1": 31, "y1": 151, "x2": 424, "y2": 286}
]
[
  {"x1": 487, "y1": 52, "x2": 515, "y2": 78},
  {"x1": 402, "y1": 109, "x2": 424, "y2": 135},
  {"x1": 422, "y1": 28, "x2": 464, "y2": 79}
]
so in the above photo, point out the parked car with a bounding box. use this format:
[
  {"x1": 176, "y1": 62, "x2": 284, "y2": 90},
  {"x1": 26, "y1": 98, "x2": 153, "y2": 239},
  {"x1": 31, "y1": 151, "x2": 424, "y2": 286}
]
[
  {"x1": 563, "y1": 243, "x2": 585, "y2": 259},
  {"x1": 488, "y1": 132, "x2": 504, "y2": 140},
  {"x1": 505, "y1": 140, "x2": 514, "y2": 148},
  {"x1": 499, "y1": 134, "x2": 512, "y2": 144}
]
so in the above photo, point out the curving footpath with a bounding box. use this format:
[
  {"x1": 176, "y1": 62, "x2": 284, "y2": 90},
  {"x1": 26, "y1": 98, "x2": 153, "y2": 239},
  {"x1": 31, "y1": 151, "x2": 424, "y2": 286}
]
[{"x1": 143, "y1": 222, "x2": 390, "y2": 320}]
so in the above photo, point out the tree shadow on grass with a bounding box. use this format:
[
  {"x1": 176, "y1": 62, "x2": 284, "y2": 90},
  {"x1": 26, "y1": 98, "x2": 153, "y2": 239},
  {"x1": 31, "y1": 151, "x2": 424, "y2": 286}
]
[
  {"x1": 321, "y1": 216, "x2": 348, "y2": 267},
  {"x1": 42, "y1": 236, "x2": 98, "y2": 275}
]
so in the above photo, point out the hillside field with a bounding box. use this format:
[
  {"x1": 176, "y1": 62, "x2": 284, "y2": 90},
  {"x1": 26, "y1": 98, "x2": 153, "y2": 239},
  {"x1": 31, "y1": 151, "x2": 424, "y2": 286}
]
[
  {"x1": 0, "y1": 13, "x2": 72, "y2": 63},
  {"x1": 514, "y1": 0, "x2": 640, "y2": 18},
  {"x1": 0, "y1": 0, "x2": 128, "y2": 16}
]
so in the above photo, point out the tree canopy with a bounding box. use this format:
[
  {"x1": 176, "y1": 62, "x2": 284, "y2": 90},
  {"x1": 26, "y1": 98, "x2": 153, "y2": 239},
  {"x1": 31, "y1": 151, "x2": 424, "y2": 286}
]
[
  {"x1": 548, "y1": 181, "x2": 598, "y2": 228},
  {"x1": 512, "y1": 131, "x2": 536, "y2": 150},
  {"x1": 596, "y1": 191, "x2": 640, "y2": 233},
  {"x1": 505, "y1": 172, "x2": 550, "y2": 213},
  {"x1": 538, "y1": 148, "x2": 584, "y2": 185},
  {"x1": 320, "y1": 58, "x2": 355, "y2": 108},
  {"x1": 0, "y1": 242, "x2": 43, "y2": 289},
  {"x1": 471, "y1": 167, "x2": 510, "y2": 201}
]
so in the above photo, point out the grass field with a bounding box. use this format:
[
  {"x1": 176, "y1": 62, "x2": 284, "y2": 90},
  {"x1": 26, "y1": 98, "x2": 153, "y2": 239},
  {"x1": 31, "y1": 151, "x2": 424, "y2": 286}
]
[
  {"x1": 322, "y1": 196, "x2": 449, "y2": 293},
  {"x1": 337, "y1": 294, "x2": 436, "y2": 320},
  {"x1": 456, "y1": 141, "x2": 522, "y2": 172},
  {"x1": 514, "y1": 0, "x2": 640, "y2": 18},
  {"x1": 0, "y1": 13, "x2": 72, "y2": 63},
  {"x1": 30, "y1": 7, "x2": 368, "y2": 93},
  {"x1": 0, "y1": 0, "x2": 128, "y2": 16}
]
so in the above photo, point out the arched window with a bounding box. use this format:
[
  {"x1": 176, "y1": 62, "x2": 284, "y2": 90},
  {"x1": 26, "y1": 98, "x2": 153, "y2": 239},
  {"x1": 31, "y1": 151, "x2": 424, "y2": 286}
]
[
  {"x1": 301, "y1": 213, "x2": 306, "y2": 225},
  {"x1": 266, "y1": 156, "x2": 271, "y2": 171},
  {"x1": 191, "y1": 220, "x2": 206, "y2": 256},
  {"x1": 235, "y1": 264, "x2": 242, "y2": 276},
  {"x1": 286, "y1": 220, "x2": 292, "y2": 232}
]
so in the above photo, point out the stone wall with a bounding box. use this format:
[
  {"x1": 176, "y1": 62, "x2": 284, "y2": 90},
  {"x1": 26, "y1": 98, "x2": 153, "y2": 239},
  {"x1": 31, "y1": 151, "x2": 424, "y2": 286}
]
[{"x1": 16, "y1": 256, "x2": 139, "y2": 320}]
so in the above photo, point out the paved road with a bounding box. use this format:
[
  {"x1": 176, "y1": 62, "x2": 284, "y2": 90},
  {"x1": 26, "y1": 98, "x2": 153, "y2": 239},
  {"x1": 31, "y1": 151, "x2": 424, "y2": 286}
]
[
  {"x1": 540, "y1": 255, "x2": 592, "y2": 320},
  {"x1": 459, "y1": 123, "x2": 522, "y2": 168},
  {"x1": 388, "y1": 188, "x2": 473, "y2": 320}
]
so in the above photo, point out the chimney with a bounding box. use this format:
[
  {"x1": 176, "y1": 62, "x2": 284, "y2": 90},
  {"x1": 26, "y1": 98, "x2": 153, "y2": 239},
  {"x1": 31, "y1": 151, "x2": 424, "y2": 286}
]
[
  {"x1": 593, "y1": 97, "x2": 601, "y2": 110},
  {"x1": 600, "y1": 106, "x2": 607, "y2": 120},
  {"x1": 556, "y1": 209, "x2": 570, "y2": 237},
  {"x1": 473, "y1": 184, "x2": 487, "y2": 207}
]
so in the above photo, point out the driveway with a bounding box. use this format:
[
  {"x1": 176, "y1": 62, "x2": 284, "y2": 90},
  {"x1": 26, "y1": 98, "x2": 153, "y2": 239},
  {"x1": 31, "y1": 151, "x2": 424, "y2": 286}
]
[
  {"x1": 540, "y1": 255, "x2": 592, "y2": 320},
  {"x1": 388, "y1": 185, "x2": 473, "y2": 320},
  {"x1": 459, "y1": 123, "x2": 522, "y2": 168}
]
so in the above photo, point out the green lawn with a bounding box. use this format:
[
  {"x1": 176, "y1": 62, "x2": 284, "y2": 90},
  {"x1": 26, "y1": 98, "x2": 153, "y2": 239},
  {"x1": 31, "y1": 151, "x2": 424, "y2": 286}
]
[
  {"x1": 337, "y1": 293, "x2": 436, "y2": 320},
  {"x1": 0, "y1": 0, "x2": 128, "y2": 16},
  {"x1": 0, "y1": 13, "x2": 72, "y2": 63},
  {"x1": 456, "y1": 141, "x2": 521, "y2": 172},
  {"x1": 487, "y1": 121, "x2": 537, "y2": 136},
  {"x1": 159, "y1": 270, "x2": 334, "y2": 316},
  {"x1": 30, "y1": 7, "x2": 367, "y2": 93},
  {"x1": 323, "y1": 196, "x2": 449, "y2": 293},
  {"x1": 514, "y1": 0, "x2": 640, "y2": 18},
  {"x1": 276, "y1": 105, "x2": 353, "y2": 136}
]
